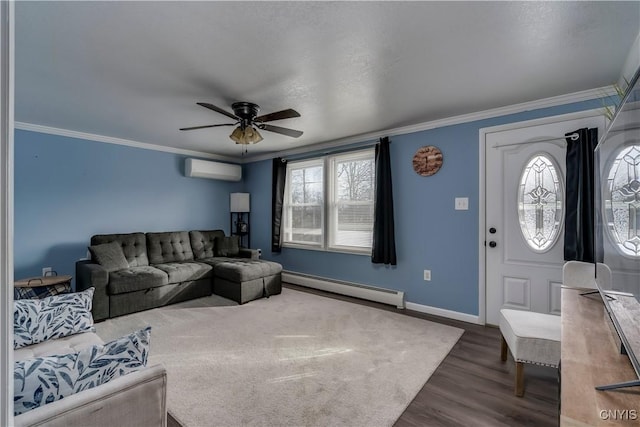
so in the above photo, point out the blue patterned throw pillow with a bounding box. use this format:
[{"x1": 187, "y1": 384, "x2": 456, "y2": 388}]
[
  {"x1": 14, "y1": 327, "x2": 151, "y2": 416},
  {"x1": 74, "y1": 326, "x2": 151, "y2": 392},
  {"x1": 14, "y1": 288, "x2": 95, "y2": 349},
  {"x1": 14, "y1": 353, "x2": 78, "y2": 415}
]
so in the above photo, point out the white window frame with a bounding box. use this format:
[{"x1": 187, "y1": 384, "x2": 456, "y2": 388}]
[
  {"x1": 283, "y1": 148, "x2": 375, "y2": 255},
  {"x1": 283, "y1": 158, "x2": 325, "y2": 249}
]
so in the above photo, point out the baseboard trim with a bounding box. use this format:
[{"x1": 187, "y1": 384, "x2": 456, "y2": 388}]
[
  {"x1": 283, "y1": 271, "x2": 405, "y2": 309},
  {"x1": 405, "y1": 301, "x2": 482, "y2": 325}
]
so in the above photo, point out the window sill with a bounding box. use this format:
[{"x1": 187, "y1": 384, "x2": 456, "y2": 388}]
[{"x1": 282, "y1": 243, "x2": 371, "y2": 256}]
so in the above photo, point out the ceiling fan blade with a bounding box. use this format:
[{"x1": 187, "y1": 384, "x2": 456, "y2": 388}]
[
  {"x1": 179, "y1": 123, "x2": 235, "y2": 131},
  {"x1": 260, "y1": 124, "x2": 304, "y2": 138},
  {"x1": 255, "y1": 108, "x2": 301, "y2": 123},
  {"x1": 196, "y1": 102, "x2": 239, "y2": 120}
]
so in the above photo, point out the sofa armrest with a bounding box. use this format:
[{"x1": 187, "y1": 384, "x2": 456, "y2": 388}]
[
  {"x1": 76, "y1": 260, "x2": 109, "y2": 321},
  {"x1": 238, "y1": 248, "x2": 259, "y2": 260},
  {"x1": 14, "y1": 364, "x2": 167, "y2": 427}
]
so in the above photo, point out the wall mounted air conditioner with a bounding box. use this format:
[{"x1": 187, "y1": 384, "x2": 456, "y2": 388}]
[{"x1": 185, "y1": 158, "x2": 242, "y2": 181}]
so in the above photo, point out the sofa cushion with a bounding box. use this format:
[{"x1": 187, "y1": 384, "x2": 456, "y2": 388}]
[
  {"x1": 108, "y1": 266, "x2": 169, "y2": 294},
  {"x1": 147, "y1": 231, "x2": 194, "y2": 264},
  {"x1": 88, "y1": 242, "x2": 129, "y2": 272},
  {"x1": 153, "y1": 262, "x2": 213, "y2": 283},
  {"x1": 214, "y1": 235, "x2": 240, "y2": 257},
  {"x1": 190, "y1": 230, "x2": 225, "y2": 259},
  {"x1": 197, "y1": 256, "x2": 237, "y2": 267},
  {"x1": 14, "y1": 288, "x2": 95, "y2": 349},
  {"x1": 91, "y1": 233, "x2": 149, "y2": 267},
  {"x1": 213, "y1": 259, "x2": 283, "y2": 282},
  {"x1": 13, "y1": 327, "x2": 151, "y2": 416}
]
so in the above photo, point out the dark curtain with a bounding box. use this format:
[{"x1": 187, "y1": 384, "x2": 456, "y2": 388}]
[
  {"x1": 564, "y1": 127, "x2": 598, "y2": 262},
  {"x1": 371, "y1": 137, "x2": 397, "y2": 265},
  {"x1": 271, "y1": 157, "x2": 287, "y2": 253}
]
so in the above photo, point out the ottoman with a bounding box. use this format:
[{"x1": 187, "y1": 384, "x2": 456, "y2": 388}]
[
  {"x1": 499, "y1": 308, "x2": 561, "y2": 397},
  {"x1": 212, "y1": 259, "x2": 282, "y2": 304}
]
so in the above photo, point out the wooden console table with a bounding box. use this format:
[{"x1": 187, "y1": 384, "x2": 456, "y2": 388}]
[{"x1": 561, "y1": 287, "x2": 640, "y2": 426}]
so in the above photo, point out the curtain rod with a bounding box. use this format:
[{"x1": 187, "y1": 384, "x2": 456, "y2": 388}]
[
  {"x1": 281, "y1": 139, "x2": 386, "y2": 162},
  {"x1": 491, "y1": 132, "x2": 579, "y2": 149}
]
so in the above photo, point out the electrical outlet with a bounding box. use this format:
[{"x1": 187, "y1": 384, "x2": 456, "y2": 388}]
[
  {"x1": 42, "y1": 267, "x2": 52, "y2": 276},
  {"x1": 423, "y1": 269, "x2": 431, "y2": 281}
]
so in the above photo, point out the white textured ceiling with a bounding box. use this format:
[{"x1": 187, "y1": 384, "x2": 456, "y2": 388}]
[{"x1": 14, "y1": 1, "x2": 640, "y2": 160}]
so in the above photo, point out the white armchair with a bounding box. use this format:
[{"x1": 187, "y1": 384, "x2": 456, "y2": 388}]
[{"x1": 14, "y1": 363, "x2": 167, "y2": 427}]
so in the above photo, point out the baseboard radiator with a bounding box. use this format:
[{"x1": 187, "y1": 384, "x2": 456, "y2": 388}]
[{"x1": 282, "y1": 271, "x2": 405, "y2": 309}]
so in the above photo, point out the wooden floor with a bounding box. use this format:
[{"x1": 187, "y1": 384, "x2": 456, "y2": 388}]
[{"x1": 170, "y1": 284, "x2": 559, "y2": 427}]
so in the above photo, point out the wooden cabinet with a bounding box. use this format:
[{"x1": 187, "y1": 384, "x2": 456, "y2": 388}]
[{"x1": 561, "y1": 288, "x2": 640, "y2": 426}]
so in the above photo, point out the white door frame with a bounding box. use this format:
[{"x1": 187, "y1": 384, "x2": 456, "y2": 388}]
[
  {"x1": 1, "y1": 1, "x2": 14, "y2": 425},
  {"x1": 478, "y1": 108, "x2": 605, "y2": 325}
]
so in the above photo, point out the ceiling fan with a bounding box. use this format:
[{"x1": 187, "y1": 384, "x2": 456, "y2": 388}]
[{"x1": 180, "y1": 102, "x2": 303, "y2": 144}]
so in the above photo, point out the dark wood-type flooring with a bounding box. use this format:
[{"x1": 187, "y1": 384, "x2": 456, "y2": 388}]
[{"x1": 169, "y1": 284, "x2": 559, "y2": 427}]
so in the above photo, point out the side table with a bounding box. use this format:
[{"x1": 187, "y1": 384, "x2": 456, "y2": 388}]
[{"x1": 14, "y1": 274, "x2": 72, "y2": 300}]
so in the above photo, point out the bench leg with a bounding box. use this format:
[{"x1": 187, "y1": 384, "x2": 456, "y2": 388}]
[
  {"x1": 515, "y1": 361, "x2": 524, "y2": 397},
  {"x1": 500, "y1": 335, "x2": 508, "y2": 362}
]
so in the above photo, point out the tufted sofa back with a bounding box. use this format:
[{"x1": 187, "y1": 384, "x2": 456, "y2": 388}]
[
  {"x1": 91, "y1": 233, "x2": 149, "y2": 267},
  {"x1": 189, "y1": 230, "x2": 225, "y2": 259},
  {"x1": 146, "y1": 231, "x2": 194, "y2": 264}
]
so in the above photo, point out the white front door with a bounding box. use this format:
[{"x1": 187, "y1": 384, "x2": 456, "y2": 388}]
[{"x1": 484, "y1": 113, "x2": 606, "y2": 325}]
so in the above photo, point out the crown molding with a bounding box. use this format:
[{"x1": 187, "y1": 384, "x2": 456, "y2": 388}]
[
  {"x1": 244, "y1": 85, "x2": 615, "y2": 164},
  {"x1": 14, "y1": 122, "x2": 240, "y2": 163},
  {"x1": 14, "y1": 85, "x2": 614, "y2": 166}
]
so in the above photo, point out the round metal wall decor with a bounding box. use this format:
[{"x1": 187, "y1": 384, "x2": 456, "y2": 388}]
[{"x1": 412, "y1": 145, "x2": 443, "y2": 176}]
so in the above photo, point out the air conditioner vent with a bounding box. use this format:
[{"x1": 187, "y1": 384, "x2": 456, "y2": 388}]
[{"x1": 185, "y1": 158, "x2": 241, "y2": 181}]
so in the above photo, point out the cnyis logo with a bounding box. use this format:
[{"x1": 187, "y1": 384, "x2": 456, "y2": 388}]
[{"x1": 599, "y1": 409, "x2": 638, "y2": 421}]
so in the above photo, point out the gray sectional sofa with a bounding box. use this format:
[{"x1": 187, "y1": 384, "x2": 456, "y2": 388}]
[{"x1": 76, "y1": 230, "x2": 282, "y2": 321}]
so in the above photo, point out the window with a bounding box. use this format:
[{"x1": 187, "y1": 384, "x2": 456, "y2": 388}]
[
  {"x1": 517, "y1": 153, "x2": 563, "y2": 252},
  {"x1": 606, "y1": 145, "x2": 640, "y2": 257},
  {"x1": 283, "y1": 159, "x2": 324, "y2": 246},
  {"x1": 283, "y1": 149, "x2": 375, "y2": 253}
]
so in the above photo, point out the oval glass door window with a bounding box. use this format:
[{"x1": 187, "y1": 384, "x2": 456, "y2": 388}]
[
  {"x1": 518, "y1": 154, "x2": 563, "y2": 252},
  {"x1": 606, "y1": 145, "x2": 640, "y2": 257}
]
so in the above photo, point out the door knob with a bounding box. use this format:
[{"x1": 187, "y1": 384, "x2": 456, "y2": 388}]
[
  {"x1": 489, "y1": 227, "x2": 497, "y2": 234},
  {"x1": 489, "y1": 241, "x2": 497, "y2": 248}
]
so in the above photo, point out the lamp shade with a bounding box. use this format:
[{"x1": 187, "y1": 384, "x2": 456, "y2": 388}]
[
  {"x1": 230, "y1": 193, "x2": 250, "y2": 213},
  {"x1": 229, "y1": 126, "x2": 263, "y2": 144}
]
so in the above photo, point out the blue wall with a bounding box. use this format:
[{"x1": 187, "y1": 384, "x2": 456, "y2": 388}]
[
  {"x1": 14, "y1": 130, "x2": 241, "y2": 282},
  {"x1": 244, "y1": 99, "x2": 607, "y2": 316},
  {"x1": 13, "y1": 97, "x2": 609, "y2": 311}
]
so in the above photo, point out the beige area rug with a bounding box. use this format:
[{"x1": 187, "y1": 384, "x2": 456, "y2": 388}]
[{"x1": 95, "y1": 288, "x2": 463, "y2": 427}]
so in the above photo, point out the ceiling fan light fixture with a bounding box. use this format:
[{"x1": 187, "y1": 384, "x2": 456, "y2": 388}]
[
  {"x1": 184, "y1": 101, "x2": 302, "y2": 144},
  {"x1": 230, "y1": 126, "x2": 245, "y2": 144},
  {"x1": 229, "y1": 125, "x2": 263, "y2": 144},
  {"x1": 245, "y1": 126, "x2": 263, "y2": 144}
]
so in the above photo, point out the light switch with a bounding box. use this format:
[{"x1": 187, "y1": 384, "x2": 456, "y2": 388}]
[{"x1": 455, "y1": 197, "x2": 469, "y2": 210}]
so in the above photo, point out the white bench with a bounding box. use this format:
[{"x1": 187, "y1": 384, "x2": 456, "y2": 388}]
[{"x1": 499, "y1": 308, "x2": 561, "y2": 397}]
